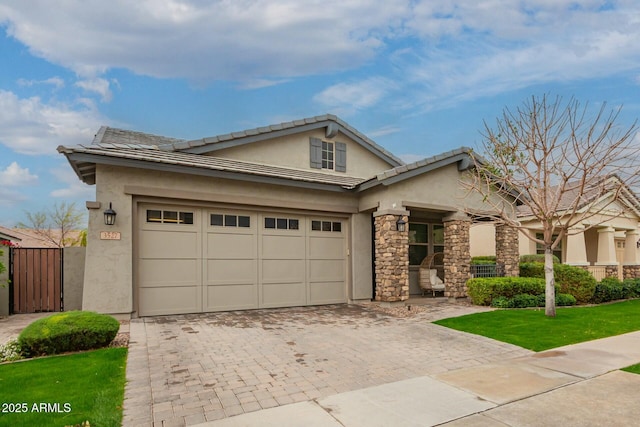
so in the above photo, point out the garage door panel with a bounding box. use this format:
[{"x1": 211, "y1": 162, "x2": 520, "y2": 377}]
[
  {"x1": 205, "y1": 284, "x2": 258, "y2": 311},
  {"x1": 261, "y1": 235, "x2": 305, "y2": 259},
  {"x1": 139, "y1": 259, "x2": 198, "y2": 288},
  {"x1": 262, "y1": 259, "x2": 305, "y2": 283},
  {"x1": 207, "y1": 233, "x2": 256, "y2": 259},
  {"x1": 261, "y1": 282, "x2": 306, "y2": 307},
  {"x1": 207, "y1": 259, "x2": 257, "y2": 285},
  {"x1": 139, "y1": 286, "x2": 199, "y2": 315},
  {"x1": 309, "y1": 259, "x2": 345, "y2": 282},
  {"x1": 309, "y1": 237, "x2": 345, "y2": 259},
  {"x1": 309, "y1": 281, "x2": 345, "y2": 304},
  {"x1": 141, "y1": 230, "x2": 199, "y2": 259}
]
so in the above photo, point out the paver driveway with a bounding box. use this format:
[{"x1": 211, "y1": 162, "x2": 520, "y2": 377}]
[{"x1": 122, "y1": 303, "x2": 532, "y2": 426}]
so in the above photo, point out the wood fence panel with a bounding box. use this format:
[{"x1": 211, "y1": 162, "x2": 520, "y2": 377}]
[{"x1": 10, "y1": 248, "x2": 63, "y2": 314}]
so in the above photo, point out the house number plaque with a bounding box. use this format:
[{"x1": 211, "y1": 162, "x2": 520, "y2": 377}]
[{"x1": 100, "y1": 231, "x2": 121, "y2": 240}]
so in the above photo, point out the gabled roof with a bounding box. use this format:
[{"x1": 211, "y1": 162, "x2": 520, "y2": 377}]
[
  {"x1": 161, "y1": 114, "x2": 404, "y2": 167},
  {"x1": 58, "y1": 117, "x2": 489, "y2": 196},
  {"x1": 516, "y1": 175, "x2": 640, "y2": 218},
  {"x1": 357, "y1": 147, "x2": 476, "y2": 191}
]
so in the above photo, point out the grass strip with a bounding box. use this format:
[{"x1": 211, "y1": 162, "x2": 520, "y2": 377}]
[
  {"x1": 0, "y1": 347, "x2": 127, "y2": 427},
  {"x1": 434, "y1": 299, "x2": 640, "y2": 351}
]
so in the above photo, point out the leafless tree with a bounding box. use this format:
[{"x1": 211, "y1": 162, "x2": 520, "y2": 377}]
[
  {"x1": 18, "y1": 202, "x2": 86, "y2": 248},
  {"x1": 467, "y1": 94, "x2": 639, "y2": 316}
]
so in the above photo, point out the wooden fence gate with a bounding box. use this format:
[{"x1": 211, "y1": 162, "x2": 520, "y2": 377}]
[{"x1": 10, "y1": 248, "x2": 63, "y2": 314}]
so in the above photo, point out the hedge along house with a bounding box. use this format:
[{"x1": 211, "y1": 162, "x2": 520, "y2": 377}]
[{"x1": 58, "y1": 115, "x2": 519, "y2": 317}]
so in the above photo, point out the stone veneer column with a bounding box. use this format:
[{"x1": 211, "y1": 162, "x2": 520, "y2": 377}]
[
  {"x1": 495, "y1": 224, "x2": 519, "y2": 277},
  {"x1": 374, "y1": 213, "x2": 409, "y2": 302},
  {"x1": 597, "y1": 226, "x2": 619, "y2": 279},
  {"x1": 443, "y1": 212, "x2": 471, "y2": 298}
]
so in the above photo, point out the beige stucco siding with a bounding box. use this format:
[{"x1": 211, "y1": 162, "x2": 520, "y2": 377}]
[
  {"x1": 209, "y1": 129, "x2": 394, "y2": 178},
  {"x1": 360, "y1": 165, "x2": 512, "y2": 216},
  {"x1": 470, "y1": 223, "x2": 496, "y2": 257}
]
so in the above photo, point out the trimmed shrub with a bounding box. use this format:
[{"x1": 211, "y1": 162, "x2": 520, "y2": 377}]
[
  {"x1": 490, "y1": 296, "x2": 513, "y2": 308},
  {"x1": 511, "y1": 294, "x2": 539, "y2": 308},
  {"x1": 556, "y1": 293, "x2": 577, "y2": 306},
  {"x1": 467, "y1": 277, "x2": 547, "y2": 305},
  {"x1": 471, "y1": 256, "x2": 497, "y2": 265},
  {"x1": 518, "y1": 262, "x2": 596, "y2": 304},
  {"x1": 0, "y1": 339, "x2": 24, "y2": 362},
  {"x1": 554, "y1": 264, "x2": 596, "y2": 304},
  {"x1": 623, "y1": 278, "x2": 640, "y2": 298},
  {"x1": 519, "y1": 262, "x2": 545, "y2": 278},
  {"x1": 18, "y1": 311, "x2": 120, "y2": 357},
  {"x1": 520, "y1": 254, "x2": 560, "y2": 264},
  {"x1": 591, "y1": 278, "x2": 635, "y2": 303}
]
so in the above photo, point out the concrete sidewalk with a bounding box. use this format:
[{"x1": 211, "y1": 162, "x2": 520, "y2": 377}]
[{"x1": 194, "y1": 331, "x2": 640, "y2": 427}]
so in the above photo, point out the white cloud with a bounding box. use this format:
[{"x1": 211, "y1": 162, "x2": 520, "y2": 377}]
[
  {"x1": 49, "y1": 167, "x2": 94, "y2": 199},
  {"x1": 17, "y1": 76, "x2": 65, "y2": 89},
  {"x1": 75, "y1": 78, "x2": 113, "y2": 102},
  {"x1": 397, "y1": 153, "x2": 427, "y2": 164},
  {"x1": 0, "y1": 161, "x2": 38, "y2": 186},
  {"x1": 314, "y1": 77, "x2": 397, "y2": 114},
  {"x1": 0, "y1": 162, "x2": 38, "y2": 207},
  {"x1": 0, "y1": 90, "x2": 108, "y2": 155},
  {"x1": 0, "y1": 1, "x2": 408, "y2": 82}
]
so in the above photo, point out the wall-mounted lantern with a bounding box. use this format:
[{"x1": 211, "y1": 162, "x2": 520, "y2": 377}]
[
  {"x1": 396, "y1": 217, "x2": 406, "y2": 232},
  {"x1": 104, "y1": 202, "x2": 117, "y2": 226}
]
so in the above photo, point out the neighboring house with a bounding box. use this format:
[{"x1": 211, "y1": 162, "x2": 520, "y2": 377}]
[
  {"x1": 470, "y1": 176, "x2": 640, "y2": 280},
  {"x1": 0, "y1": 226, "x2": 82, "y2": 248},
  {"x1": 59, "y1": 114, "x2": 519, "y2": 317}
]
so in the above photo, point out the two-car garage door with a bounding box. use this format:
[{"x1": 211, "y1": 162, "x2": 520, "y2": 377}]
[{"x1": 137, "y1": 204, "x2": 347, "y2": 316}]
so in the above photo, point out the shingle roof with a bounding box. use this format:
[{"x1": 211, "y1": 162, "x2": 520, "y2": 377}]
[{"x1": 58, "y1": 143, "x2": 366, "y2": 189}]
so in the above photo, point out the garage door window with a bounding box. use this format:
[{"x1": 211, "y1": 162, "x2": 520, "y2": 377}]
[
  {"x1": 146, "y1": 209, "x2": 194, "y2": 224},
  {"x1": 211, "y1": 214, "x2": 250, "y2": 227},
  {"x1": 264, "y1": 217, "x2": 299, "y2": 230},
  {"x1": 311, "y1": 220, "x2": 342, "y2": 232}
]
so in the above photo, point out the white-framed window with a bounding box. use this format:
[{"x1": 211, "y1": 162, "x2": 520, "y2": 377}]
[{"x1": 322, "y1": 141, "x2": 334, "y2": 170}]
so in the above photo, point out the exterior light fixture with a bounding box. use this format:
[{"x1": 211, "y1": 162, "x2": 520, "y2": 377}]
[
  {"x1": 104, "y1": 202, "x2": 117, "y2": 226},
  {"x1": 396, "y1": 217, "x2": 406, "y2": 232}
]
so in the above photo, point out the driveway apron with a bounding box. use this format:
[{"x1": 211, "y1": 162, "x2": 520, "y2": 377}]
[{"x1": 122, "y1": 303, "x2": 531, "y2": 426}]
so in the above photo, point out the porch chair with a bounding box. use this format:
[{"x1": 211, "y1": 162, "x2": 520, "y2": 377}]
[{"x1": 419, "y1": 252, "x2": 446, "y2": 297}]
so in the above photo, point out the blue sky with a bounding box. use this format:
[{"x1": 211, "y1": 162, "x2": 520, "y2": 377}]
[{"x1": 1, "y1": 1, "x2": 639, "y2": 227}]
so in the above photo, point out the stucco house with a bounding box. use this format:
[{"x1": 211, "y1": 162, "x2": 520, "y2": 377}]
[
  {"x1": 59, "y1": 115, "x2": 519, "y2": 317},
  {"x1": 470, "y1": 176, "x2": 640, "y2": 280}
]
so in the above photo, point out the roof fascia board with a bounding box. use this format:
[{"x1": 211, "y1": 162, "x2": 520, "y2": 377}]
[{"x1": 65, "y1": 152, "x2": 353, "y2": 193}]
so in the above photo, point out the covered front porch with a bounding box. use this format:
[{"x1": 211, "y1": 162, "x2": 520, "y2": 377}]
[
  {"x1": 565, "y1": 225, "x2": 640, "y2": 281},
  {"x1": 373, "y1": 205, "x2": 520, "y2": 303}
]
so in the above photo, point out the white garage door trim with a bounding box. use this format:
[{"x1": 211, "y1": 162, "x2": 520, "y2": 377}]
[{"x1": 137, "y1": 203, "x2": 347, "y2": 316}]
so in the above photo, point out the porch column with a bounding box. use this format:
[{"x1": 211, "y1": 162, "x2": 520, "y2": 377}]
[
  {"x1": 495, "y1": 224, "x2": 519, "y2": 277},
  {"x1": 597, "y1": 226, "x2": 618, "y2": 278},
  {"x1": 373, "y1": 211, "x2": 409, "y2": 302},
  {"x1": 443, "y1": 211, "x2": 471, "y2": 298},
  {"x1": 623, "y1": 230, "x2": 640, "y2": 279},
  {"x1": 565, "y1": 225, "x2": 588, "y2": 266}
]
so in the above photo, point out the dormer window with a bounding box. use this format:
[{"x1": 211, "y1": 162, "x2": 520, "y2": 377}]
[{"x1": 310, "y1": 137, "x2": 346, "y2": 172}]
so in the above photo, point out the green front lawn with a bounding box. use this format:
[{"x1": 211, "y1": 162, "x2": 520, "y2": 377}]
[
  {"x1": 434, "y1": 299, "x2": 640, "y2": 351},
  {"x1": 622, "y1": 363, "x2": 640, "y2": 375},
  {"x1": 0, "y1": 347, "x2": 127, "y2": 427}
]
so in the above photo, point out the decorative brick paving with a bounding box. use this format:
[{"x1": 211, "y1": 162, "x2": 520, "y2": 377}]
[{"x1": 122, "y1": 303, "x2": 532, "y2": 426}]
